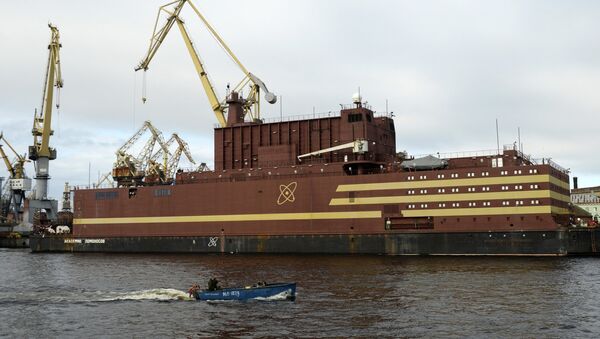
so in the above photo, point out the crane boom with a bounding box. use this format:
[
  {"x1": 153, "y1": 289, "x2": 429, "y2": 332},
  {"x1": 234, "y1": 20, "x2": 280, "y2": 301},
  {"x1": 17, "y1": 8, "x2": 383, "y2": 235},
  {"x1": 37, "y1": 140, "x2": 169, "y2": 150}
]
[
  {"x1": 172, "y1": 133, "x2": 195, "y2": 165},
  {"x1": 136, "y1": 0, "x2": 276, "y2": 127},
  {"x1": 0, "y1": 145, "x2": 14, "y2": 178},
  {"x1": 186, "y1": 1, "x2": 248, "y2": 75},
  {"x1": 1, "y1": 133, "x2": 28, "y2": 179},
  {"x1": 135, "y1": 0, "x2": 184, "y2": 71},
  {"x1": 113, "y1": 121, "x2": 170, "y2": 187},
  {"x1": 175, "y1": 19, "x2": 226, "y2": 126},
  {"x1": 117, "y1": 120, "x2": 154, "y2": 156},
  {"x1": 135, "y1": 122, "x2": 169, "y2": 172},
  {"x1": 0, "y1": 133, "x2": 31, "y2": 220},
  {"x1": 136, "y1": 0, "x2": 226, "y2": 127},
  {"x1": 166, "y1": 133, "x2": 195, "y2": 179},
  {"x1": 31, "y1": 24, "x2": 62, "y2": 160}
]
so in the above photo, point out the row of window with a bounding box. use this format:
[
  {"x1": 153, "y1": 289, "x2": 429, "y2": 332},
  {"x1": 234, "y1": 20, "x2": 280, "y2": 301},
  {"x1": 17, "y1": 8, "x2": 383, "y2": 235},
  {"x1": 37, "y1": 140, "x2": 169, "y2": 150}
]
[
  {"x1": 96, "y1": 191, "x2": 118, "y2": 200},
  {"x1": 407, "y1": 184, "x2": 541, "y2": 195},
  {"x1": 95, "y1": 190, "x2": 172, "y2": 200},
  {"x1": 499, "y1": 169, "x2": 539, "y2": 175},
  {"x1": 408, "y1": 168, "x2": 539, "y2": 181},
  {"x1": 154, "y1": 188, "x2": 172, "y2": 197},
  {"x1": 500, "y1": 184, "x2": 540, "y2": 191},
  {"x1": 406, "y1": 200, "x2": 542, "y2": 209}
]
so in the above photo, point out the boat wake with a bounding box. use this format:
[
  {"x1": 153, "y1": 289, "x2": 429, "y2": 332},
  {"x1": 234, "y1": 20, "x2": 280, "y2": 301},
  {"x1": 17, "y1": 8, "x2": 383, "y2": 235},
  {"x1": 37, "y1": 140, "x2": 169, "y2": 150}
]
[
  {"x1": 252, "y1": 290, "x2": 294, "y2": 301},
  {"x1": 99, "y1": 288, "x2": 194, "y2": 302},
  {"x1": 0, "y1": 288, "x2": 195, "y2": 305},
  {"x1": 1, "y1": 288, "x2": 296, "y2": 304}
]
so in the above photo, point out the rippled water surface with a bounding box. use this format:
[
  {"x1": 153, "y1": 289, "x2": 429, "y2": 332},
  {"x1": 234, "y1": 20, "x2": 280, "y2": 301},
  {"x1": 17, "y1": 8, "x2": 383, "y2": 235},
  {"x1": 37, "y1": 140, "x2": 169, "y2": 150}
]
[{"x1": 1, "y1": 249, "x2": 599, "y2": 338}]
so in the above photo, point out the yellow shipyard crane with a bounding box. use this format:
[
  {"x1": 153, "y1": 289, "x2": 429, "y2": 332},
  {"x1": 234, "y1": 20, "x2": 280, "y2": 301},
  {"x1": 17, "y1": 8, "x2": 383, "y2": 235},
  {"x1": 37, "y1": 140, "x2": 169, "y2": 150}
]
[
  {"x1": 95, "y1": 172, "x2": 115, "y2": 188},
  {"x1": 0, "y1": 133, "x2": 28, "y2": 181},
  {"x1": 165, "y1": 133, "x2": 196, "y2": 179},
  {"x1": 147, "y1": 133, "x2": 196, "y2": 184},
  {"x1": 135, "y1": 0, "x2": 277, "y2": 127},
  {"x1": 29, "y1": 24, "x2": 62, "y2": 200},
  {"x1": 0, "y1": 133, "x2": 31, "y2": 219},
  {"x1": 112, "y1": 120, "x2": 169, "y2": 187},
  {"x1": 0, "y1": 140, "x2": 17, "y2": 180}
]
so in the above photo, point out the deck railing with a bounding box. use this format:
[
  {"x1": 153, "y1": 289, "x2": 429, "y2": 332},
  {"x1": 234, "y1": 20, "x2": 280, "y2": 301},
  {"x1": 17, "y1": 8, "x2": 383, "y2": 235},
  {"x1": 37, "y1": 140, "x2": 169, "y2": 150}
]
[
  {"x1": 412, "y1": 149, "x2": 501, "y2": 160},
  {"x1": 213, "y1": 109, "x2": 394, "y2": 127}
]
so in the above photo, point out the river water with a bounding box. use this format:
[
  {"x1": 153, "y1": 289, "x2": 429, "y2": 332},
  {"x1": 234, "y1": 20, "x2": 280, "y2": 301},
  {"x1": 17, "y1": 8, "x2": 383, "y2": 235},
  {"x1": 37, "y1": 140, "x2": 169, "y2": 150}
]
[{"x1": 1, "y1": 249, "x2": 599, "y2": 338}]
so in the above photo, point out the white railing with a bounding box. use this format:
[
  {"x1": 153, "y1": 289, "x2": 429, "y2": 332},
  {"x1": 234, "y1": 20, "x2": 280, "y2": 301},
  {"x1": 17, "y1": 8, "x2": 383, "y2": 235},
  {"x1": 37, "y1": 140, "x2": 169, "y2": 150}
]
[
  {"x1": 260, "y1": 111, "x2": 340, "y2": 124},
  {"x1": 212, "y1": 109, "x2": 395, "y2": 127},
  {"x1": 412, "y1": 149, "x2": 501, "y2": 160}
]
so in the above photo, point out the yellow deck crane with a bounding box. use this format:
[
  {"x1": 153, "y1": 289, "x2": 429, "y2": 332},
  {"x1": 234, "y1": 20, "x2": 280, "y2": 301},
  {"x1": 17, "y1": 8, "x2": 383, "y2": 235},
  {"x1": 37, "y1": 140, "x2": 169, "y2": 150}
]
[
  {"x1": 165, "y1": 133, "x2": 196, "y2": 179},
  {"x1": 0, "y1": 133, "x2": 32, "y2": 222},
  {"x1": 135, "y1": 0, "x2": 277, "y2": 127},
  {"x1": 95, "y1": 172, "x2": 115, "y2": 188},
  {"x1": 146, "y1": 133, "x2": 196, "y2": 184},
  {"x1": 112, "y1": 121, "x2": 169, "y2": 187},
  {"x1": 29, "y1": 24, "x2": 62, "y2": 201}
]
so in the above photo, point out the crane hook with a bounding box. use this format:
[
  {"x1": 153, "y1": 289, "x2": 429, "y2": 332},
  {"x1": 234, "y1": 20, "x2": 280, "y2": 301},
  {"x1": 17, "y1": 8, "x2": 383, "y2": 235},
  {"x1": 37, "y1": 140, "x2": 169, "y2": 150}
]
[{"x1": 142, "y1": 70, "x2": 148, "y2": 104}]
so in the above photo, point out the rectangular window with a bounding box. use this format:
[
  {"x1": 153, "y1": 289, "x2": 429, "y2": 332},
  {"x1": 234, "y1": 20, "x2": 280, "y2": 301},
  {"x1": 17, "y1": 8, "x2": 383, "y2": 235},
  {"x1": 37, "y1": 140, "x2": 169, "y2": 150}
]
[
  {"x1": 348, "y1": 113, "x2": 363, "y2": 123},
  {"x1": 154, "y1": 188, "x2": 172, "y2": 197},
  {"x1": 96, "y1": 191, "x2": 118, "y2": 200}
]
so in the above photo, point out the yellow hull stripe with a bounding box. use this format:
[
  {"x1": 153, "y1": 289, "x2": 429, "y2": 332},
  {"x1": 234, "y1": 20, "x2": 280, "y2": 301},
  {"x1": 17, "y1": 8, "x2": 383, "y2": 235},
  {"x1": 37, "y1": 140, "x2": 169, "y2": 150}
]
[
  {"x1": 330, "y1": 190, "x2": 570, "y2": 205},
  {"x1": 74, "y1": 210, "x2": 382, "y2": 225},
  {"x1": 336, "y1": 174, "x2": 569, "y2": 192},
  {"x1": 401, "y1": 206, "x2": 569, "y2": 218},
  {"x1": 551, "y1": 206, "x2": 570, "y2": 215},
  {"x1": 550, "y1": 176, "x2": 570, "y2": 190}
]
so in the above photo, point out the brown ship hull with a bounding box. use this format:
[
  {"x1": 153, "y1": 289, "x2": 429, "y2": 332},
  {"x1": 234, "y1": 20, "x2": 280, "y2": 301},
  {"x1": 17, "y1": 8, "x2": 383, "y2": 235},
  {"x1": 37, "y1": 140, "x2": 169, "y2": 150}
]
[
  {"x1": 29, "y1": 228, "x2": 600, "y2": 255},
  {"x1": 30, "y1": 157, "x2": 592, "y2": 255},
  {"x1": 31, "y1": 102, "x2": 592, "y2": 255}
]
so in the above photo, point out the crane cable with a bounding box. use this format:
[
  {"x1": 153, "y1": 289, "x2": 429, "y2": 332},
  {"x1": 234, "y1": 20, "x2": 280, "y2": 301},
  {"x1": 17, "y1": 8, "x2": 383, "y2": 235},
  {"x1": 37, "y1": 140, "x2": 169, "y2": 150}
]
[
  {"x1": 56, "y1": 85, "x2": 61, "y2": 137},
  {"x1": 142, "y1": 71, "x2": 148, "y2": 104}
]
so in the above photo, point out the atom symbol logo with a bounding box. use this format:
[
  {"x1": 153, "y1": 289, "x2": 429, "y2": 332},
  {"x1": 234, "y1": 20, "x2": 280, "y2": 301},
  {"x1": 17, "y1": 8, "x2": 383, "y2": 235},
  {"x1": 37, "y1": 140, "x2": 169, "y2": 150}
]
[
  {"x1": 208, "y1": 237, "x2": 218, "y2": 247},
  {"x1": 277, "y1": 182, "x2": 297, "y2": 205}
]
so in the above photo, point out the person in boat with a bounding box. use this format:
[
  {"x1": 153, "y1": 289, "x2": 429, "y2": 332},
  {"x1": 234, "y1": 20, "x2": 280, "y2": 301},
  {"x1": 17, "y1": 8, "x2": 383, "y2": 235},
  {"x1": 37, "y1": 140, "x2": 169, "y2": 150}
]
[
  {"x1": 188, "y1": 283, "x2": 200, "y2": 298},
  {"x1": 207, "y1": 278, "x2": 221, "y2": 291}
]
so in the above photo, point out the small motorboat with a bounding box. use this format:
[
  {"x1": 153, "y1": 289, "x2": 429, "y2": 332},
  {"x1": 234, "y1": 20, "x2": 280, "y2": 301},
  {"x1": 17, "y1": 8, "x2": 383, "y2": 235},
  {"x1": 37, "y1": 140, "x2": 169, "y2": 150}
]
[{"x1": 189, "y1": 279, "x2": 296, "y2": 301}]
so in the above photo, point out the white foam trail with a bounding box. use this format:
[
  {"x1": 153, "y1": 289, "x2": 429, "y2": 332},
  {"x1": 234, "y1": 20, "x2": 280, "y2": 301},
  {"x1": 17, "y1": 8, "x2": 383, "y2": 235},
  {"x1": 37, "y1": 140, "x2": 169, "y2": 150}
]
[
  {"x1": 252, "y1": 290, "x2": 293, "y2": 301},
  {"x1": 99, "y1": 288, "x2": 194, "y2": 302}
]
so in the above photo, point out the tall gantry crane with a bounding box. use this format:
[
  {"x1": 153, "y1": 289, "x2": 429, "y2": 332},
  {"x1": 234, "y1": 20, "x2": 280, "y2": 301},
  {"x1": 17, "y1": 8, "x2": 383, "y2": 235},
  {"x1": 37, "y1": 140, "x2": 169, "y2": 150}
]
[
  {"x1": 29, "y1": 24, "x2": 63, "y2": 200},
  {"x1": 135, "y1": 0, "x2": 277, "y2": 127},
  {"x1": 0, "y1": 133, "x2": 32, "y2": 221}
]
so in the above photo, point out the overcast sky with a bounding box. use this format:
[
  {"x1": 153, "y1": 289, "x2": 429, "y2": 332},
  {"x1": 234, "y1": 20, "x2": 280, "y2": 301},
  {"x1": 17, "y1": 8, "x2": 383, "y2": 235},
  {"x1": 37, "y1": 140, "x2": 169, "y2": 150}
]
[{"x1": 1, "y1": 0, "x2": 599, "y2": 198}]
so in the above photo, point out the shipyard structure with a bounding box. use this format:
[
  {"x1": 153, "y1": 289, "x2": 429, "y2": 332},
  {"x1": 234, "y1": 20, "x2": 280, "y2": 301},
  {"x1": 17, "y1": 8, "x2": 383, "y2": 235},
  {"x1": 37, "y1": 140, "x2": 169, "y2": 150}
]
[
  {"x1": 1, "y1": 24, "x2": 64, "y2": 248},
  {"x1": 30, "y1": 0, "x2": 599, "y2": 255},
  {"x1": 31, "y1": 98, "x2": 600, "y2": 255}
]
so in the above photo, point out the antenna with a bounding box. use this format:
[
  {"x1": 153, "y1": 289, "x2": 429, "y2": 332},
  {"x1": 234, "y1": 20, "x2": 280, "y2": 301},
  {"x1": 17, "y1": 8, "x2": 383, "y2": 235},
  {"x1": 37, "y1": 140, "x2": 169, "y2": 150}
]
[
  {"x1": 495, "y1": 119, "x2": 500, "y2": 155},
  {"x1": 386, "y1": 99, "x2": 389, "y2": 114},
  {"x1": 518, "y1": 127, "x2": 521, "y2": 153}
]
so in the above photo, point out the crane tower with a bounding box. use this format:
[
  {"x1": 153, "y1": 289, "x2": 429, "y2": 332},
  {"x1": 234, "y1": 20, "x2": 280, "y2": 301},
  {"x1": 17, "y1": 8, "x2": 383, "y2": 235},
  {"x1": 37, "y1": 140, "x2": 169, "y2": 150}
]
[{"x1": 29, "y1": 24, "x2": 62, "y2": 200}]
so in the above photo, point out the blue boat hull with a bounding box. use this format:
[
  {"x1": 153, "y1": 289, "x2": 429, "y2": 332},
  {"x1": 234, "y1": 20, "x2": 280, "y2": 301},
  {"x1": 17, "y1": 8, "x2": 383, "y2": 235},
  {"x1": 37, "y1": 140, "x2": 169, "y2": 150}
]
[{"x1": 196, "y1": 283, "x2": 296, "y2": 301}]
